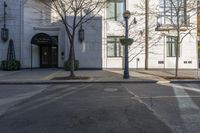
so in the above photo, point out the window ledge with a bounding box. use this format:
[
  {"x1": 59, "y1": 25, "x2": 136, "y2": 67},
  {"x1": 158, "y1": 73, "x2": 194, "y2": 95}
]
[
  {"x1": 107, "y1": 57, "x2": 123, "y2": 58},
  {"x1": 106, "y1": 19, "x2": 124, "y2": 23},
  {"x1": 155, "y1": 25, "x2": 189, "y2": 31}
]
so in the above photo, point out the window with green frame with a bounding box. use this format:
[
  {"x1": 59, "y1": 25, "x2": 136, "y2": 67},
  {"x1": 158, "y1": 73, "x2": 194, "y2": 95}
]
[
  {"x1": 106, "y1": 0, "x2": 124, "y2": 21},
  {"x1": 166, "y1": 36, "x2": 178, "y2": 57},
  {"x1": 107, "y1": 36, "x2": 123, "y2": 57}
]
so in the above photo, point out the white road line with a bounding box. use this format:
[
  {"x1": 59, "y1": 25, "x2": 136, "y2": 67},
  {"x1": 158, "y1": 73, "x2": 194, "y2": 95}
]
[
  {"x1": 123, "y1": 85, "x2": 172, "y2": 131},
  {"x1": 138, "y1": 95, "x2": 200, "y2": 99},
  {"x1": 0, "y1": 87, "x2": 47, "y2": 116},
  {"x1": 12, "y1": 84, "x2": 93, "y2": 116},
  {"x1": 172, "y1": 84, "x2": 199, "y2": 110},
  {"x1": 172, "y1": 84, "x2": 200, "y2": 132},
  {"x1": 124, "y1": 84, "x2": 200, "y2": 133},
  {"x1": 172, "y1": 84, "x2": 200, "y2": 93},
  {"x1": 125, "y1": 87, "x2": 139, "y2": 98}
]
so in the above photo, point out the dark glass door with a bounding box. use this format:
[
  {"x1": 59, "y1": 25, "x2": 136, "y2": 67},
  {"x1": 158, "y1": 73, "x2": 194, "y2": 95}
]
[
  {"x1": 51, "y1": 46, "x2": 58, "y2": 68},
  {"x1": 40, "y1": 46, "x2": 58, "y2": 68}
]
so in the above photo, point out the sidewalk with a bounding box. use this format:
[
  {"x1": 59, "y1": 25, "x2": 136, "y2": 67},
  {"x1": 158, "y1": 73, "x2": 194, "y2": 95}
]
[
  {"x1": 135, "y1": 69, "x2": 200, "y2": 79},
  {"x1": 0, "y1": 69, "x2": 199, "y2": 84},
  {"x1": 0, "y1": 69, "x2": 154, "y2": 83}
]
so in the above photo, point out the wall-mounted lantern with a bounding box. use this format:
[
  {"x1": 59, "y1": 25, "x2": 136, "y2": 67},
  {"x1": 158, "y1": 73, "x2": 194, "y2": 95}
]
[
  {"x1": 78, "y1": 9, "x2": 84, "y2": 43},
  {"x1": 1, "y1": 1, "x2": 9, "y2": 42},
  {"x1": 78, "y1": 27, "x2": 84, "y2": 43},
  {"x1": 1, "y1": 28, "x2": 9, "y2": 42}
]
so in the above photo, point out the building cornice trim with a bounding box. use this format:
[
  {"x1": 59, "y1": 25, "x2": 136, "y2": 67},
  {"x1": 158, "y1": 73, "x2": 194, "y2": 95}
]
[{"x1": 33, "y1": 27, "x2": 60, "y2": 31}]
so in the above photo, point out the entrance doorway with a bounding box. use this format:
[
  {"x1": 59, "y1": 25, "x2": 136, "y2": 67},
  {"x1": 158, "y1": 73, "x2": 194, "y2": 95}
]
[
  {"x1": 40, "y1": 46, "x2": 58, "y2": 68},
  {"x1": 31, "y1": 33, "x2": 58, "y2": 69}
]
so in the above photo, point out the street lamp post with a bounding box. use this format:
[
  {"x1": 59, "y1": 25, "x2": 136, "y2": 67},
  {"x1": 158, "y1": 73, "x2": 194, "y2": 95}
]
[{"x1": 123, "y1": 10, "x2": 131, "y2": 79}]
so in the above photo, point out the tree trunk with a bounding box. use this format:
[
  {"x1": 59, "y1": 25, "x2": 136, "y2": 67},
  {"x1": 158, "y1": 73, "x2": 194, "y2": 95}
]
[
  {"x1": 175, "y1": 8, "x2": 181, "y2": 78},
  {"x1": 69, "y1": 39, "x2": 75, "y2": 78}
]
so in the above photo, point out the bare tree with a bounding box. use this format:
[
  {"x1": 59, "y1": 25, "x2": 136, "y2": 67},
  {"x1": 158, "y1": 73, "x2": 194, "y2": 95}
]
[
  {"x1": 41, "y1": 0, "x2": 107, "y2": 77},
  {"x1": 157, "y1": 0, "x2": 197, "y2": 77}
]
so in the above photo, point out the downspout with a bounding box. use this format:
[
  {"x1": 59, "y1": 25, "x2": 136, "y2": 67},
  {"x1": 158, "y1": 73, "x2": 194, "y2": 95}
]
[
  {"x1": 19, "y1": 0, "x2": 23, "y2": 62},
  {"x1": 145, "y1": 0, "x2": 149, "y2": 70}
]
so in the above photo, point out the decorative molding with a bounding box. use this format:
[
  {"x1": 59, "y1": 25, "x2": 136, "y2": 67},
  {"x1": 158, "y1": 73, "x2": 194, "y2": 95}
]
[{"x1": 33, "y1": 27, "x2": 60, "y2": 31}]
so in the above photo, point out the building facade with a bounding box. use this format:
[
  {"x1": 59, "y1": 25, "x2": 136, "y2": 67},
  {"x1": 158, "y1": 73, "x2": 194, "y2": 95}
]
[{"x1": 0, "y1": 0, "x2": 199, "y2": 69}]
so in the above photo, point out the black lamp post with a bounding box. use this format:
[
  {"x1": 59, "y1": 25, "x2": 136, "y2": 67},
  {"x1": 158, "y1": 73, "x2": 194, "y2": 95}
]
[
  {"x1": 1, "y1": 1, "x2": 9, "y2": 42},
  {"x1": 123, "y1": 10, "x2": 131, "y2": 79}
]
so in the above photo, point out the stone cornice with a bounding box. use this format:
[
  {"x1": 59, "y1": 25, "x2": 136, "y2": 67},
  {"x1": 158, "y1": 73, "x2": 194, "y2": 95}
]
[{"x1": 33, "y1": 26, "x2": 60, "y2": 31}]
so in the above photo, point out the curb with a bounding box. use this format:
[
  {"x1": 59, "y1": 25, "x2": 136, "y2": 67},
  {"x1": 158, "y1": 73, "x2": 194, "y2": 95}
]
[
  {"x1": 0, "y1": 80, "x2": 157, "y2": 85},
  {"x1": 170, "y1": 80, "x2": 200, "y2": 83},
  {"x1": 0, "y1": 80, "x2": 199, "y2": 85}
]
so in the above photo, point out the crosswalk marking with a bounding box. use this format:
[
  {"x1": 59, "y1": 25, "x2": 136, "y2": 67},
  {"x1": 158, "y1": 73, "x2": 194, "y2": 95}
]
[
  {"x1": 172, "y1": 84, "x2": 199, "y2": 110},
  {"x1": 172, "y1": 84, "x2": 200, "y2": 132},
  {"x1": 172, "y1": 84, "x2": 200, "y2": 93}
]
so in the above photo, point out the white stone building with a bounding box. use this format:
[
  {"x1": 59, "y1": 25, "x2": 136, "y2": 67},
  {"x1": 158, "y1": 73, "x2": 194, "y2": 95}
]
[{"x1": 0, "y1": 0, "x2": 199, "y2": 69}]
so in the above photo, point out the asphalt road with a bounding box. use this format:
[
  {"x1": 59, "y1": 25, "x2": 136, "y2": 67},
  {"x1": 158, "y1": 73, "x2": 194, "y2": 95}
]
[
  {"x1": 0, "y1": 83, "x2": 199, "y2": 133},
  {"x1": 123, "y1": 83, "x2": 200, "y2": 133},
  {"x1": 0, "y1": 85, "x2": 48, "y2": 116}
]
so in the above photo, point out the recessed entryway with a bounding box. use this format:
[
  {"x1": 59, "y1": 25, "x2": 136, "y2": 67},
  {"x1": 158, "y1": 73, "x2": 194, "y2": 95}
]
[{"x1": 31, "y1": 33, "x2": 58, "y2": 68}]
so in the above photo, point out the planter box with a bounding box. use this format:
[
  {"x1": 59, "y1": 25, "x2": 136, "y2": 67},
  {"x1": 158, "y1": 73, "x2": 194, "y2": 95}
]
[{"x1": 1, "y1": 60, "x2": 21, "y2": 71}]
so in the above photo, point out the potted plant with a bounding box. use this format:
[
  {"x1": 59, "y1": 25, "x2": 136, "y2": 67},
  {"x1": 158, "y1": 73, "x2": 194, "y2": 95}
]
[
  {"x1": 1, "y1": 60, "x2": 21, "y2": 71},
  {"x1": 64, "y1": 60, "x2": 79, "y2": 71},
  {"x1": 120, "y1": 38, "x2": 134, "y2": 46}
]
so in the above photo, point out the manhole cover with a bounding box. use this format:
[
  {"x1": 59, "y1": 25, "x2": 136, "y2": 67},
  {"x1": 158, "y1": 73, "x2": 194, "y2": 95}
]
[{"x1": 104, "y1": 88, "x2": 118, "y2": 92}]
